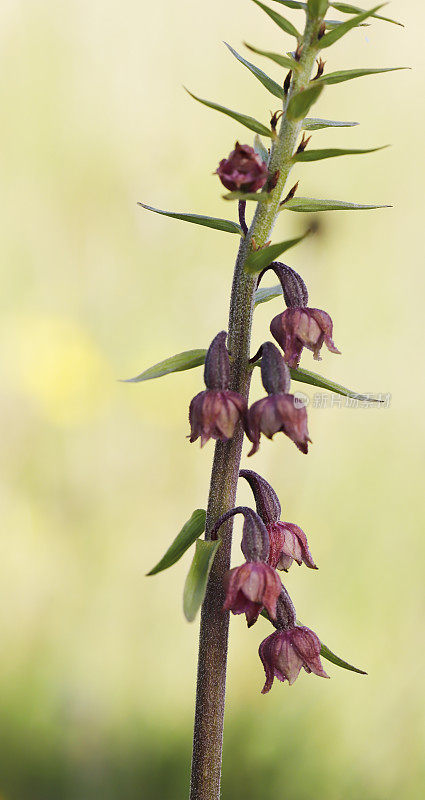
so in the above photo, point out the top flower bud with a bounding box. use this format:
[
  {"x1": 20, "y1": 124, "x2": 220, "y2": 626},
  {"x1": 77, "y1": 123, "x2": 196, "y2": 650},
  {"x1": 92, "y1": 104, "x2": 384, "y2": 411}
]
[{"x1": 216, "y1": 142, "x2": 268, "y2": 193}]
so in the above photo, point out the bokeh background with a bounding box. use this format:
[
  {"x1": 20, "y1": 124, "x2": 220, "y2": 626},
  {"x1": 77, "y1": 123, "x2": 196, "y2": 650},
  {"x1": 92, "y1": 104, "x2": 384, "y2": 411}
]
[{"x1": 0, "y1": 0, "x2": 424, "y2": 797}]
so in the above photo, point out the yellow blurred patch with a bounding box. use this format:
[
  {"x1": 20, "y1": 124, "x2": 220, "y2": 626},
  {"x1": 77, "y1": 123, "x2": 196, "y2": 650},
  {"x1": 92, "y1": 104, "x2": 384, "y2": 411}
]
[{"x1": 7, "y1": 316, "x2": 113, "y2": 425}]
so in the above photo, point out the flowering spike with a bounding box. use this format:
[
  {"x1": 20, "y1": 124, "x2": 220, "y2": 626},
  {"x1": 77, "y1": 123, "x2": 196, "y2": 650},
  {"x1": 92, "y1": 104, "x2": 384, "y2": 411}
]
[
  {"x1": 260, "y1": 342, "x2": 291, "y2": 395},
  {"x1": 204, "y1": 331, "x2": 230, "y2": 390},
  {"x1": 239, "y1": 469, "x2": 281, "y2": 526},
  {"x1": 216, "y1": 142, "x2": 269, "y2": 193},
  {"x1": 270, "y1": 307, "x2": 340, "y2": 368}
]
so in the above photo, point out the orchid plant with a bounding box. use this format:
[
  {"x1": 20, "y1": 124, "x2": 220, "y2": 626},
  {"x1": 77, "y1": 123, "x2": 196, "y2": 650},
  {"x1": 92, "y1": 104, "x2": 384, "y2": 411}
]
[{"x1": 130, "y1": 2, "x2": 404, "y2": 798}]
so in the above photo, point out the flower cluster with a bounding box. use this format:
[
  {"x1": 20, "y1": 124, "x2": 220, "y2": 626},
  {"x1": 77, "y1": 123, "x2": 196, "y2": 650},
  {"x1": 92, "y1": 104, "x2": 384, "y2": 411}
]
[
  {"x1": 186, "y1": 230, "x2": 341, "y2": 690},
  {"x1": 207, "y1": 473, "x2": 327, "y2": 690}
]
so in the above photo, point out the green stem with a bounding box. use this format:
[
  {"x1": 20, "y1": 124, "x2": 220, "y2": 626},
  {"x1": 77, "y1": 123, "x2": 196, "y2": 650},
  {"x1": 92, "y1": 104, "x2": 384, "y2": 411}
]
[{"x1": 189, "y1": 14, "x2": 321, "y2": 800}]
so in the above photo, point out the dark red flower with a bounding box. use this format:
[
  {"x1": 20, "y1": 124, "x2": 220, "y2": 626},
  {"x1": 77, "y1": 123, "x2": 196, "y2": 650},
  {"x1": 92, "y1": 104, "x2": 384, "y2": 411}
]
[
  {"x1": 259, "y1": 626, "x2": 329, "y2": 692},
  {"x1": 223, "y1": 561, "x2": 282, "y2": 627},
  {"x1": 270, "y1": 307, "x2": 340, "y2": 368},
  {"x1": 267, "y1": 521, "x2": 317, "y2": 571},
  {"x1": 216, "y1": 142, "x2": 268, "y2": 193},
  {"x1": 189, "y1": 389, "x2": 246, "y2": 447},
  {"x1": 247, "y1": 393, "x2": 311, "y2": 456}
]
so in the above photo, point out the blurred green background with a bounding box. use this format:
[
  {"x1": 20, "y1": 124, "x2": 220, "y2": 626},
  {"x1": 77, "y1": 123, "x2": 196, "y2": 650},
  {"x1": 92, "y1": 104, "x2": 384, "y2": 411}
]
[{"x1": 0, "y1": 1, "x2": 424, "y2": 798}]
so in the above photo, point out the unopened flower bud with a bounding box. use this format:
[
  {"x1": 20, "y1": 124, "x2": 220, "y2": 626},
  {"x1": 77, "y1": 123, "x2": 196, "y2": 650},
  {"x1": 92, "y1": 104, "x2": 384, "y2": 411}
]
[
  {"x1": 271, "y1": 307, "x2": 340, "y2": 368},
  {"x1": 257, "y1": 261, "x2": 308, "y2": 308},
  {"x1": 268, "y1": 522, "x2": 317, "y2": 571},
  {"x1": 274, "y1": 586, "x2": 297, "y2": 630},
  {"x1": 223, "y1": 561, "x2": 282, "y2": 626},
  {"x1": 259, "y1": 625, "x2": 329, "y2": 692},
  {"x1": 260, "y1": 342, "x2": 291, "y2": 395},
  {"x1": 210, "y1": 505, "x2": 270, "y2": 562},
  {"x1": 239, "y1": 469, "x2": 281, "y2": 527},
  {"x1": 216, "y1": 142, "x2": 268, "y2": 193},
  {"x1": 204, "y1": 331, "x2": 230, "y2": 390}
]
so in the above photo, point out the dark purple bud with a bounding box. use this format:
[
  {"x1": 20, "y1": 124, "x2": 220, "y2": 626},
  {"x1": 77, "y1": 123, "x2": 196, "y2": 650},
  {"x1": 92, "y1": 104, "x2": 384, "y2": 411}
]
[
  {"x1": 215, "y1": 142, "x2": 268, "y2": 193},
  {"x1": 204, "y1": 331, "x2": 230, "y2": 390},
  {"x1": 210, "y1": 506, "x2": 270, "y2": 562},
  {"x1": 260, "y1": 342, "x2": 291, "y2": 395},
  {"x1": 267, "y1": 521, "x2": 317, "y2": 571},
  {"x1": 313, "y1": 57, "x2": 325, "y2": 81},
  {"x1": 247, "y1": 393, "x2": 311, "y2": 456},
  {"x1": 283, "y1": 70, "x2": 292, "y2": 95},
  {"x1": 189, "y1": 390, "x2": 247, "y2": 447},
  {"x1": 257, "y1": 262, "x2": 308, "y2": 308},
  {"x1": 223, "y1": 561, "x2": 282, "y2": 626},
  {"x1": 270, "y1": 307, "x2": 340, "y2": 368},
  {"x1": 296, "y1": 133, "x2": 312, "y2": 154},
  {"x1": 259, "y1": 625, "x2": 329, "y2": 692},
  {"x1": 239, "y1": 469, "x2": 281, "y2": 527},
  {"x1": 281, "y1": 181, "x2": 299, "y2": 206},
  {"x1": 273, "y1": 586, "x2": 297, "y2": 630},
  {"x1": 238, "y1": 200, "x2": 248, "y2": 236}
]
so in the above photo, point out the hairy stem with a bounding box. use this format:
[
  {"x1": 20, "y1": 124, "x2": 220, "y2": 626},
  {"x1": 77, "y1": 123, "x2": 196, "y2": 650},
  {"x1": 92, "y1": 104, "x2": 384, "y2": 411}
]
[{"x1": 189, "y1": 13, "x2": 321, "y2": 800}]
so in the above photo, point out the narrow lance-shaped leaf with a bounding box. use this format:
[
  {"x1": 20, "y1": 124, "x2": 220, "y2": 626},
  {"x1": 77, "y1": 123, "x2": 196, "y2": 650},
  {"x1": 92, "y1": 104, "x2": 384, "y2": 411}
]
[
  {"x1": 268, "y1": 0, "x2": 307, "y2": 9},
  {"x1": 319, "y1": 640, "x2": 367, "y2": 675},
  {"x1": 314, "y1": 66, "x2": 408, "y2": 86},
  {"x1": 319, "y1": 4, "x2": 386, "y2": 48},
  {"x1": 282, "y1": 196, "x2": 391, "y2": 212},
  {"x1": 185, "y1": 89, "x2": 272, "y2": 138},
  {"x1": 290, "y1": 365, "x2": 383, "y2": 402},
  {"x1": 293, "y1": 144, "x2": 388, "y2": 163},
  {"x1": 286, "y1": 83, "x2": 323, "y2": 121},
  {"x1": 254, "y1": 134, "x2": 269, "y2": 165},
  {"x1": 303, "y1": 117, "x2": 358, "y2": 130},
  {"x1": 254, "y1": 284, "x2": 283, "y2": 306},
  {"x1": 138, "y1": 203, "x2": 243, "y2": 235},
  {"x1": 252, "y1": 0, "x2": 302, "y2": 39},
  {"x1": 223, "y1": 191, "x2": 271, "y2": 203},
  {"x1": 123, "y1": 349, "x2": 207, "y2": 383},
  {"x1": 325, "y1": 18, "x2": 369, "y2": 28},
  {"x1": 245, "y1": 231, "x2": 309, "y2": 274},
  {"x1": 147, "y1": 510, "x2": 207, "y2": 576},
  {"x1": 244, "y1": 42, "x2": 299, "y2": 71},
  {"x1": 183, "y1": 539, "x2": 221, "y2": 622},
  {"x1": 224, "y1": 43, "x2": 286, "y2": 100},
  {"x1": 308, "y1": 0, "x2": 329, "y2": 16},
  {"x1": 330, "y1": 1, "x2": 403, "y2": 26}
]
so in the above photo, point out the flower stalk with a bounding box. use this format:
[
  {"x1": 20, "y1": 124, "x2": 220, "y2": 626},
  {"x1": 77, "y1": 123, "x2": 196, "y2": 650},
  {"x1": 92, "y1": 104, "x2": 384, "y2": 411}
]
[{"x1": 190, "y1": 11, "x2": 326, "y2": 800}]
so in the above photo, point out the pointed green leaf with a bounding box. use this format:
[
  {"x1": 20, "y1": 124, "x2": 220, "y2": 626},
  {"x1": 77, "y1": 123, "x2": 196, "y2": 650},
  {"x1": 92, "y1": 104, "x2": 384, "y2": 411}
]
[
  {"x1": 254, "y1": 134, "x2": 270, "y2": 165},
  {"x1": 293, "y1": 144, "x2": 387, "y2": 162},
  {"x1": 223, "y1": 191, "x2": 271, "y2": 203},
  {"x1": 138, "y1": 203, "x2": 243, "y2": 235},
  {"x1": 244, "y1": 42, "x2": 299, "y2": 71},
  {"x1": 245, "y1": 232, "x2": 309, "y2": 274},
  {"x1": 330, "y1": 2, "x2": 402, "y2": 26},
  {"x1": 269, "y1": 0, "x2": 307, "y2": 9},
  {"x1": 185, "y1": 89, "x2": 272, "y2": 137},
  {"x1": 319, "y1": 4, "x2": 386, "y2": 48},
  {"x1": 325, "y1": 18, "x2": 369, "y2": 28},
  {"x1": 314, "y1": 66, "x2": 408, "y2": 85},
  {"x1": 319, "y1": 641, "x2": 367, "y2": 674},
  {"x1": 290, "y1": 365, "x2": 383, "y2": 402},
  {"x1": 303, "y1": 117, "x2": 358, "y2": 130},
  {"x1": 252, "y1": 1, "x2": 302, "y2": 39},
  {"x1": 287, "y1": 83, "x2": 323, "y2": 121},
  {"x1": 123, "y1": 349, "x2": 207, "y2": 383},
  {"x1": 147, "y1": 510, "x2": 207, "y2": 576},
  {"x1": 254, "y1": 284, "x2": 283, "y2": 306},
  {"x1": 225, "y1": 43, "x2": 286, "y2": 100},
  {"x1": 282, "y1": 196, "x2": 391, "y2": 212},
  {"x1": 183, "y1": 539, "x2": 221, "y2": 622}
]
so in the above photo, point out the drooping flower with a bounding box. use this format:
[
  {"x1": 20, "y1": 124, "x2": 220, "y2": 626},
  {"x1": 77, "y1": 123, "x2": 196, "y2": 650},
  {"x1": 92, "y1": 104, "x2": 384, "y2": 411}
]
[
  {"x1": 270, "y1": 307, "x2": 340, "y2": 368},
  {"x1": 247, "y1": 393, "x2": 311, "y2": 455},
  {"x1": 216, "y1": 142, "x2": 268, "y2": 193},
  {"x1": 259, "y1": 626, "x2": 329, "y2": 692},
  {"x1": 246, "y1": 342, "x2": 311, "y2": 455},
  {"x1": 189, "y1": 331, "x2": 246, "y2": 446},
  {"x1": 223, "y1": 561, "x2": 281, "y2": 627},
  {"x1": 267, "y1": 521, "x2": 317, "y2": 571}
]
